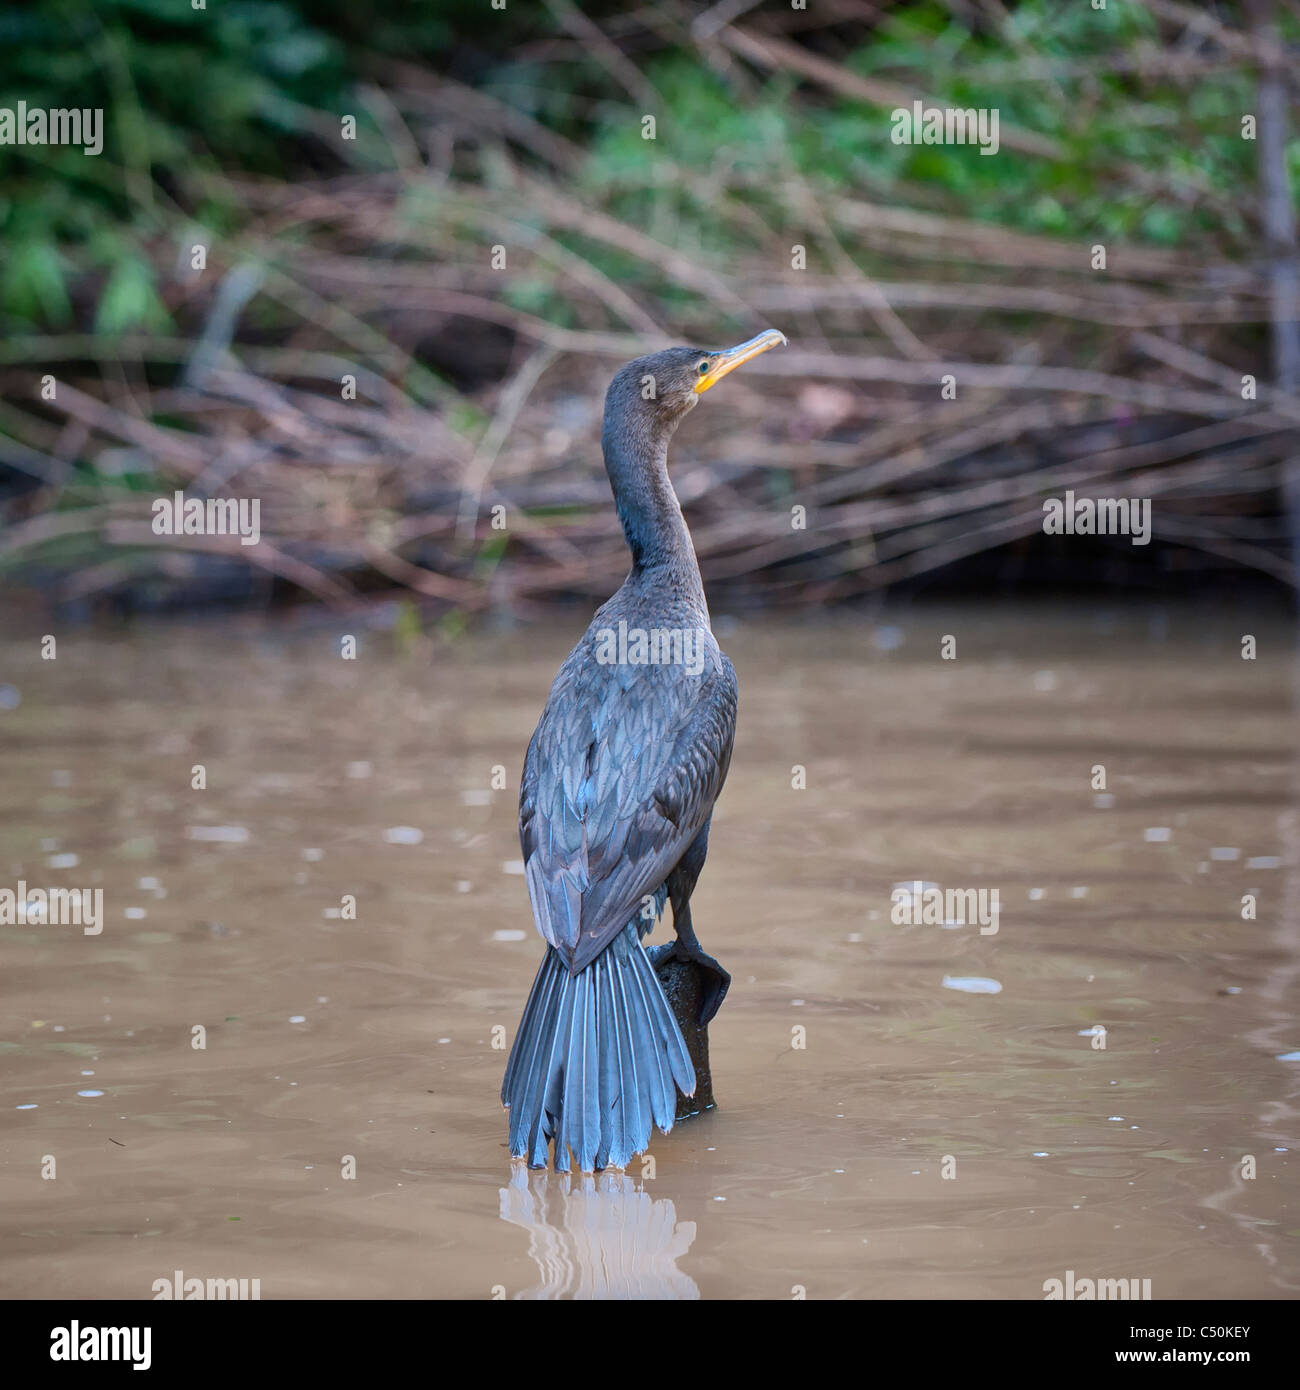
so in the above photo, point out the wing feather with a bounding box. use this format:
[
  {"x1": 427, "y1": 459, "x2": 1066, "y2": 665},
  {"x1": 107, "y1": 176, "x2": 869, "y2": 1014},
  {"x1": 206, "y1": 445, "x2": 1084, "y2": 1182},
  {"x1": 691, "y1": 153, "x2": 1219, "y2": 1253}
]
[{"x1": 520, "y1": 634, "x2": 737, "y2": 973}]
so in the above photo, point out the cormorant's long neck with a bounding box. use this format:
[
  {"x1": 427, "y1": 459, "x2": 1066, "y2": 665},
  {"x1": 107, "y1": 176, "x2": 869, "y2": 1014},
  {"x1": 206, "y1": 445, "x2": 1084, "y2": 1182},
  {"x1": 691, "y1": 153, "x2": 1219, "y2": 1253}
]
[{"x1": 602, "y1": 424, "x2": 705, "y2": 603}]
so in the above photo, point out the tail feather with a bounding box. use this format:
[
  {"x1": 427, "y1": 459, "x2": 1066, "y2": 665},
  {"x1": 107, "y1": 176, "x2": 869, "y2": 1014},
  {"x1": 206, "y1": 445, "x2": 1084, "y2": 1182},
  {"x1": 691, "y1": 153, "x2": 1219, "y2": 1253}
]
[
  {"x1": 610, "y1": 952, "x2": 650, "y2": 1165},
  {"x1": 508, "y1": 951, "x2": 565, "y2": 1165},
  {"x1": 625, "y1": 954, "x2": 677, "y2": 1133},
  {"x1": 531, "y1": 963, "x2": 577, "y2": 1166},
  {"x1": 501, "y1": 941, "x2": 561, "y2": 1102},
  {"x1": 594, "y1": 955, "x2": 621, "y2": 1171},
  {"x1": 503, "y1": 922, "x2": 696, "y2": 1171},
  {"x1": 560, "y1": 967, "x2": 599, "y2": 1170}
]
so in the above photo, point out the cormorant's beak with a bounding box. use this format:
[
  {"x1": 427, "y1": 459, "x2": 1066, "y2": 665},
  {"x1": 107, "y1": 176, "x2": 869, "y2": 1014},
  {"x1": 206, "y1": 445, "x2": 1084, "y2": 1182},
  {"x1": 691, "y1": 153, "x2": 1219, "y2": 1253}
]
[{"x1": 694, "y1": 329, "x2": 788, "y2": 394}]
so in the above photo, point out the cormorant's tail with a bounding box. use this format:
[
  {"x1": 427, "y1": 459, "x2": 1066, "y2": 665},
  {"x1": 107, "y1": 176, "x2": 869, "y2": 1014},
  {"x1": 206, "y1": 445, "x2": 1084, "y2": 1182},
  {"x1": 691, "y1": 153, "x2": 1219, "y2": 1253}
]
[{"x1": 501, "y1": 922, "x2": 695, "y2": 1172}]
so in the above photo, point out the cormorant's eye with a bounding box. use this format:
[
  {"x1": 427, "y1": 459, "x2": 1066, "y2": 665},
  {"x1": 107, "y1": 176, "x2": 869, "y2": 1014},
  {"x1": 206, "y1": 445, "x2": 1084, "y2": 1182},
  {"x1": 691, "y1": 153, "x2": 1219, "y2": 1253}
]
[{"x1": 697, "y1": 359, "x2": 710, "y2": 375}]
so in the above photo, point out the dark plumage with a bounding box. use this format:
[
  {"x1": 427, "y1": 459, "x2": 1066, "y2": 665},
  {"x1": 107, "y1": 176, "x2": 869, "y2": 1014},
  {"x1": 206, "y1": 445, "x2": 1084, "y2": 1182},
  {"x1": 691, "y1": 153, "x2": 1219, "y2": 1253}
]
[{"x1": 501, "y1": 331, "x2": 786, "y2": 1172}]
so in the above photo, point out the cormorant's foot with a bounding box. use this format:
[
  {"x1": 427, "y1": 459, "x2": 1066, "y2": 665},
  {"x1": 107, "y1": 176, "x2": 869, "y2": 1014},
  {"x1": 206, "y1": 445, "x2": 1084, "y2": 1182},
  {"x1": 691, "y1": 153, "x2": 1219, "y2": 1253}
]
[{"x1": 673, "y1": 945, "x2": 731, "y2": 1025}]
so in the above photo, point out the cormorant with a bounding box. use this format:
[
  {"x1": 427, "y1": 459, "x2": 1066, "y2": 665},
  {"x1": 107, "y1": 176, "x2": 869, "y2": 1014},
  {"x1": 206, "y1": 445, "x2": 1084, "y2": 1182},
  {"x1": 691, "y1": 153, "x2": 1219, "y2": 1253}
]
[{"x1": 501, "y1": 329, "x2": 788, "y2": 1173}]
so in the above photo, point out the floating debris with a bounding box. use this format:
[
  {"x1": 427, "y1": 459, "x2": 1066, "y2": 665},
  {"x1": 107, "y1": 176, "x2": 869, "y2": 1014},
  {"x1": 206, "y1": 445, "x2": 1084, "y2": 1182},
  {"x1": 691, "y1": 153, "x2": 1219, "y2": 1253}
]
[
  {"x1": 384, "y1": 826, "x2": 423, "y2": 844},
  {"x1": 942, "y1": 976, "x2": 1002, "y2": 995}
]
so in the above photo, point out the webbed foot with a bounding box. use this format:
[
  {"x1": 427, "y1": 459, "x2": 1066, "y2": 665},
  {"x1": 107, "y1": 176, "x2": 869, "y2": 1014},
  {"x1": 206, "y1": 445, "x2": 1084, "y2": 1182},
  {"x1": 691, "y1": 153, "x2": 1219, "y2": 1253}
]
[{"x1": 673, "y1": 944, "x2": 731, "y2": 1025}]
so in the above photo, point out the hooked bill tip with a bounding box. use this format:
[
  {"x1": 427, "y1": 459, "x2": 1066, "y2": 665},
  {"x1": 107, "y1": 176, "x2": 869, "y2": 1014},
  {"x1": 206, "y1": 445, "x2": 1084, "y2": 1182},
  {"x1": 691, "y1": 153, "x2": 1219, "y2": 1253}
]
[{"x1": 695, "y1": 328, "x2": 788, "y2": 393}]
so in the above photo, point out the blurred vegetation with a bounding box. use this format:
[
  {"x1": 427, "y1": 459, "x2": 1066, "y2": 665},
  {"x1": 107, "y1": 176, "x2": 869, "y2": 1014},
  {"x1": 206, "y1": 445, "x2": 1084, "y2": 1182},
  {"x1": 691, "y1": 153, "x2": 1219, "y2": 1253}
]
[
  {"x1": 1, "y1": 1, "x2": 1284, "y2": 334},
  {"x1": 0, "y1": 1, "x2": 1297, "y2": 613}
]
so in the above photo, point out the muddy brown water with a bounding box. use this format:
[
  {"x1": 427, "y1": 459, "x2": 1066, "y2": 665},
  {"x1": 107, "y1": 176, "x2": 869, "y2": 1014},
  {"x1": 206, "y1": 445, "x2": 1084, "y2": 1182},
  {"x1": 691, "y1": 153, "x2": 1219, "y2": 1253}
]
[{"x1": 1, "y1": 603, "x2": 1297, "y2": 1299}]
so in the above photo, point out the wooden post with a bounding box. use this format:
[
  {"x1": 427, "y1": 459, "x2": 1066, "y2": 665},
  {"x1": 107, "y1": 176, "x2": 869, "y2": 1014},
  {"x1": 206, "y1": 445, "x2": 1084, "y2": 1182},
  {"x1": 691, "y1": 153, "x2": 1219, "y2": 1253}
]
[{"x1": 647, "y1": 945, "x2": 716, "y2": 1119}]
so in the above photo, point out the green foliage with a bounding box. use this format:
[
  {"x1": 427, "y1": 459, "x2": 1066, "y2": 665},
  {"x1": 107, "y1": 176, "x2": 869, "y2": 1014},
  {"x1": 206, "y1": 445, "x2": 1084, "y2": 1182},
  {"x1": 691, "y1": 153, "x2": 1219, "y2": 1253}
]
[
  {"x1": 0, "y1": 0, "x2": 418, "y2": 329},
  {"x1": 2, "y1": 240, "x2": 72, "y2": 323},
  {"x1": 392, "y1": 597, "x2": 424, "y2": 653},
  {"x1": 93, "y1": 252, "x2": 170, "y2": 333}
]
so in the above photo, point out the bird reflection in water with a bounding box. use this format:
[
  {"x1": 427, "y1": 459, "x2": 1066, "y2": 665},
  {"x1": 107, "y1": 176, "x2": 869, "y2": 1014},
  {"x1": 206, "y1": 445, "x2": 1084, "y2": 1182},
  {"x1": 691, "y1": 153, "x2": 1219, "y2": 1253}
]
[{"x1": 498, "y1": 1164, "x2": 699, "y2": 1299}]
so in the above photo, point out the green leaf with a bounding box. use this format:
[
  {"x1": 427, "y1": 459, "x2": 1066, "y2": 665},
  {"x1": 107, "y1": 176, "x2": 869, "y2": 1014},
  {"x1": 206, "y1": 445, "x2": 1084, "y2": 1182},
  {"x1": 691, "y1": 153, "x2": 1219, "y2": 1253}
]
[
  {"x1": 1, "y1": 240, "x2": 71, "y2": 324},
  {"x1": 93, "y1": 255, "x2": 170, "y2": 335}
]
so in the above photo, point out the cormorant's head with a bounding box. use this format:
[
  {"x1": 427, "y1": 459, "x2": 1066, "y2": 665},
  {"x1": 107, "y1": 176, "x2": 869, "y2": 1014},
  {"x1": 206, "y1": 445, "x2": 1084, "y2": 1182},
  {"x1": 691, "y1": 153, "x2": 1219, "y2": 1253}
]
[{"x1": 603, "y1": 330, "x2": 788, "y2": 443}]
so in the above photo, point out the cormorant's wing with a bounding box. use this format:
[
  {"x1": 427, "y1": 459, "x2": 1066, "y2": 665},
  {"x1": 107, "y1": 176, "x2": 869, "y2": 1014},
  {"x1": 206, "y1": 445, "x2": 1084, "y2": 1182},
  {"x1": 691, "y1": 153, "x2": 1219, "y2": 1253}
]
[{"x1": 519, "y1": 644, "x2": 737, "y2": 974}]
